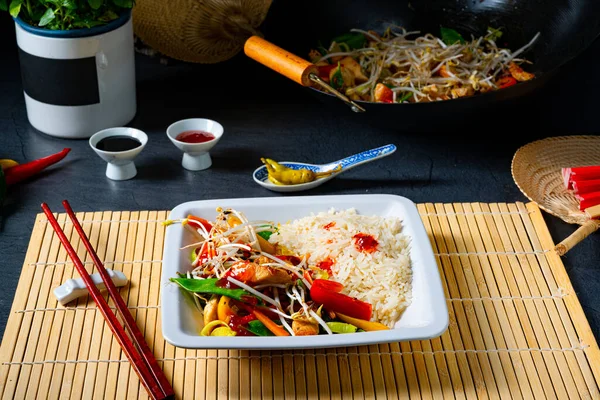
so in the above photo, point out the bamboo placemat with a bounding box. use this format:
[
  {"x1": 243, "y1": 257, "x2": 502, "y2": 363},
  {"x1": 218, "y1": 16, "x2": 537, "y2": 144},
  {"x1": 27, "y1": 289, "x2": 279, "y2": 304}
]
[{"x1": 1, "y1": 202, "x2": 599, "y2": 399}]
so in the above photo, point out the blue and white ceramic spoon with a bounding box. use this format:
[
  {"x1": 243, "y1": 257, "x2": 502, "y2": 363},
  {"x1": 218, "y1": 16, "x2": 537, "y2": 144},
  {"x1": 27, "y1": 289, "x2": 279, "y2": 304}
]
[{"x1": 253, "y1": 144, "x2": 397, "y2": 192}]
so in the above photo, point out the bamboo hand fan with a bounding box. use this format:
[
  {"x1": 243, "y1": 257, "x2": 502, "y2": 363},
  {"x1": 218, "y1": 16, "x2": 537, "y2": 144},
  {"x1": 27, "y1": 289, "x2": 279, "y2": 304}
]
[
  {"x1": 132, "y1": 0, "x2": 364, "y2": 112},
  {"x1": 512, "y1": 135, "x2": 600, "y2": 255}
]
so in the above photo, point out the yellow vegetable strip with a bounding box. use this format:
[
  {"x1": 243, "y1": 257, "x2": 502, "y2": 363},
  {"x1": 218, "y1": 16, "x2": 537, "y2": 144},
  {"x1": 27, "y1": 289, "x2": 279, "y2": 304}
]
[
  {"x1": 200, "y1": 320, "x2": 228, "y2": 336},
  {"x1": 336, "y1": 313, "x2": 390, "y2": 331}
]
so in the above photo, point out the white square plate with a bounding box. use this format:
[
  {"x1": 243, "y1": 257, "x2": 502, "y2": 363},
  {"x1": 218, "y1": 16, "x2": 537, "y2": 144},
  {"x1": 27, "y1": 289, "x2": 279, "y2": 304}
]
[{"x1": 161, "y1": 194, "x2": 448, "y2": 349}]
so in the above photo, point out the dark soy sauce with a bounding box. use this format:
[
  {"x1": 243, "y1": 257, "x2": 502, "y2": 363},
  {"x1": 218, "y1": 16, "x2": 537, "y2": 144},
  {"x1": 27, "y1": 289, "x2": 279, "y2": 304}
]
[{"x1": 96, "y1": 136, "x2": 141, "y2": 152}]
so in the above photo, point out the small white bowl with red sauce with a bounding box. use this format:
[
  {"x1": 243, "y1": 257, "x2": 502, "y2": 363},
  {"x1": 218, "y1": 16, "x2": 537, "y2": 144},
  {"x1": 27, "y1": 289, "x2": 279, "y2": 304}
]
[{"x1": 166, "y1": 118, "x2": 224, "y2": 171}]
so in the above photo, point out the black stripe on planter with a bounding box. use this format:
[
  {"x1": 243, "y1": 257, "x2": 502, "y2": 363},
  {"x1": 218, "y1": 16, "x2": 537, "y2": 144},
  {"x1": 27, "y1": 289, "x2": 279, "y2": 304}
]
[{"x1": 18, "y1": 48, "x2": 100, "y2": 106}]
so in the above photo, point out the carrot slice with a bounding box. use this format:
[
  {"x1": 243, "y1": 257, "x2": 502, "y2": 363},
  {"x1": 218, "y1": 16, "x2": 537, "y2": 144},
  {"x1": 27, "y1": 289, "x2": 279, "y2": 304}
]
[{"x1": 252, "y1": 309, "x2": 290, "y2": 336}]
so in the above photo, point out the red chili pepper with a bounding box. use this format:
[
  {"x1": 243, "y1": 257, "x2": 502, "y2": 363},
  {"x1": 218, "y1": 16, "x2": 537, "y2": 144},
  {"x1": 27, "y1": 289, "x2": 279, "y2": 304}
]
[
  {"x1": 310, "y1": 279, "x2": 372, "y2": 321},
  {"x1": 497, "y1": 76, "x2": 517, "y2": 89},
  {"x1": 186, "y1": 215, "x2": 213, "y2": 232},
  {"x1": 4, "y1": 148, "x2": 71, "y2": 186}
]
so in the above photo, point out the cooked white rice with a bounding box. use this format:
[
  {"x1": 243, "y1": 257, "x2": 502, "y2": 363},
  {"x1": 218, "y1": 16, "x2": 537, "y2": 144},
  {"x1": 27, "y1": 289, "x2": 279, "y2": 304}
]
[{"x1": 269, "y1": 208, "x2": 412, "y2": 327}]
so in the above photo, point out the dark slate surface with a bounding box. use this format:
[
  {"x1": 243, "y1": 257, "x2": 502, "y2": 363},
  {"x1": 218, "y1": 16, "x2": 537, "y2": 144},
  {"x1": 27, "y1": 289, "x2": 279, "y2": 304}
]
[{"x1": 0, "y1": 14, "x2": 599, "y2": 345}]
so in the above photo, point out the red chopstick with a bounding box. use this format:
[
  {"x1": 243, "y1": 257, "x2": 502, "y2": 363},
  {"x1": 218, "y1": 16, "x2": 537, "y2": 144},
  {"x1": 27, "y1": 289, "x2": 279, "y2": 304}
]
[{"x1": 42, "y1": 201, "x2": 174, "y2": 400}]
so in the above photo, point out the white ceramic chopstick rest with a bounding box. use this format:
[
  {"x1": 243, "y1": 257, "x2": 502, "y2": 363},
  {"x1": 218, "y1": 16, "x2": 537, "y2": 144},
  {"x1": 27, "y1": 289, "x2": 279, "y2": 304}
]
[{"x1": 53, "y1": 269, "x2": 128, "y2": 306}]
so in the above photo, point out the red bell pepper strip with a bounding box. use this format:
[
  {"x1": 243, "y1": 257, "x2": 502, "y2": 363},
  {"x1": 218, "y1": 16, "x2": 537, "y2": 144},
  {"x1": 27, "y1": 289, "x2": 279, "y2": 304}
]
[
  {"x1": 186, "y1": 215, "x2": 213, "y2": 233},
  {"x1": 309, "y1": 279, "x2": 372, "y2": 321},
  {"x1": 497, "y1": 76, "x2": 517, "y2": 89},
  {"x1": 3, "y1": 148, "x2": 71, "y2": 185}
]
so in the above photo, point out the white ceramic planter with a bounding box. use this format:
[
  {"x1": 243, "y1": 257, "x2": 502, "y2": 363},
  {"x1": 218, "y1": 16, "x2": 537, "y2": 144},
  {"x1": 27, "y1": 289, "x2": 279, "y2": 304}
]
[{"x1": 14, "y1": 12, "x2": 137, "y2": 139}]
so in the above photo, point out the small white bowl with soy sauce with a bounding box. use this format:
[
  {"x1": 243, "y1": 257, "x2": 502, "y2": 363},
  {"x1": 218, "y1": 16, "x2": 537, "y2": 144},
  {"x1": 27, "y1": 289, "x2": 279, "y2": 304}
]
[
  {"x1": 166, "y1": 118, "x2": 223, "y2": 171},
  {"x1": 89, "y1": 127, "x2": 148, "y2": 180}
]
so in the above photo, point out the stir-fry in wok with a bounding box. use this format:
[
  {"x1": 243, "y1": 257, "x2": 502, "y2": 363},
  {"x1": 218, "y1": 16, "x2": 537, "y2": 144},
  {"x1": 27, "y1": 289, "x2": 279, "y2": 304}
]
[
  {"x1": 167, "y1": 208, "x2": 388, "y2": 337},
  {"x1": 309, "y1": 26, "x2": 540, "y2": 103}
]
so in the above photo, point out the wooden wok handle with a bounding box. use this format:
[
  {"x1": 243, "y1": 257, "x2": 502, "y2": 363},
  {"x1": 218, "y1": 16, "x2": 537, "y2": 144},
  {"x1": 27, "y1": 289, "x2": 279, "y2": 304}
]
[
  {"x1": 244, "y1": 35, "x2": 318, "y2": 87},
  {"x1": 554, "y1": 220, "x2": 600, "y2": 256}
]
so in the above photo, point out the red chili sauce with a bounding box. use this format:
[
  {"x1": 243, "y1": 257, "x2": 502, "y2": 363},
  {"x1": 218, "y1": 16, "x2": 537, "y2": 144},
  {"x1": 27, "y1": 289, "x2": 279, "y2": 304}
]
[
  {"x1": 175, "y1": 130, "x2": 215, "y2": 143},
  {"x1": 353, "y1": 233, "x2": 378, "y2": 253},
  {"x1": 323, "y1": 222, "x2": 336, "y2": 230},
  {"x1": 228, "y1": 314, "x2": 256, "y2": 336},
  {"x1": 317, "y1": 257, "x2": 335, "y2": 273}
]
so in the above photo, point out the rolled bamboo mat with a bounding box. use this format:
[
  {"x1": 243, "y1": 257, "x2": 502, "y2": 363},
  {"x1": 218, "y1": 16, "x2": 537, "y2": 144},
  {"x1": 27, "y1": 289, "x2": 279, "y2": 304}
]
[{"x1": 0, "y1": 202, "x2": 599, "y2": 399}]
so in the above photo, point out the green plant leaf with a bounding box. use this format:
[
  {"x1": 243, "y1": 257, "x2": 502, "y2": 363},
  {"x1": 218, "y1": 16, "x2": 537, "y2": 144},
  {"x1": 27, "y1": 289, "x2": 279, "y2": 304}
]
[
  {"x1": 98, "y1": 9, "x2": 118, "y2": 21},
  {"x1": 440, "y1": 27, "x2": 465, "y2": 45},
  {"x1": 112, "y1": 0, "x2": 133, "y2": 8},
  {"x1": 87, "y1": 0, "x2": 101, "y2": 10},
  {"x1": 72, "y1": 18, "x2": 104, "y2": 28},
  {"x1": 61, "y1": 0, "x2": 77, "y2": 9},
  {"x1": 8, "y1": 0, "x2": 22, "y2": 18},
  {"x1": 0, "y1": 0, "x2": 8, "y2": 12},
  {"x1": 38, "y1": 8, "x2": 55, "y2": 26}
]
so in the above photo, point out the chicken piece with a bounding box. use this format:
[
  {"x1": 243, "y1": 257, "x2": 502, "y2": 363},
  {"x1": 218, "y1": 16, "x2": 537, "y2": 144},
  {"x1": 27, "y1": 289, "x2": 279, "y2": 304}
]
[
  {"x1": 329, "y1": 65, "x2": 355, "y2": 89},
  {"x1": 203, "y1": 295, "x2": 219, "y2": 326},
  {"x1": 451, "y1": 86, "x2": 475, "y2": 98},
  {"x1": 508, "y1": 62, "x2": 534, "y2": 82},
  {"x1": 250, "y1": 265, "x2": 292, "y2": 286},
  {"x1": 374, "y1": 83, "x2": 393, "y2": 103},
  {"x1": 254, "y1": 256, "x2": 272, "y2": 265},
  {"x1": 227, "y1": 261, "x2": 291, "y2": 285},
  {"x1": 292, "y1": 319, "x2": 320, "y2": 336},
  {"x1": 339, "y1": 56, "x2": 368, "y2": 83}
]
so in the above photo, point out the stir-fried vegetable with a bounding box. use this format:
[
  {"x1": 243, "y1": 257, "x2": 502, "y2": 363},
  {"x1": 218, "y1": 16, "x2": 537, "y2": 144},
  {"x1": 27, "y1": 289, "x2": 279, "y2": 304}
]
[
  {"x1": 170, "y1": 277, "x2": 260, "y2": 303},
  {"x1": 336, "y1": 313, "x2": 390, "y2": 331},
  {"x1": 167, "y1": 207, "x2": 391, "y2": 337},
  {"x1": 310, "y1": 279, "x2": 373, "y2": 321},
  {"x1": 201, "y1": 320, "x2": 237, "y2": 336},
  {"x1": 252, "y1": 308, "x2": 290, "y2": 336},
  {"x1": 326, "y1": 321, "x2": 357, "y2": 334},
  {"x1": 309, "y1": 26, "x2": 539, "y2": 103},
  {"x1": 246, "y1": 320, "x2": 273, "y2": 336}
]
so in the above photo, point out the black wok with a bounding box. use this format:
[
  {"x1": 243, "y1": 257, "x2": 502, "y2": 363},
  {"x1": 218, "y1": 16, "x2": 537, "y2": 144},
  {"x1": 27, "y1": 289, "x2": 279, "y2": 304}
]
[{"x1": 255, "y1": 0, "x2": 600, "y2": 130}]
